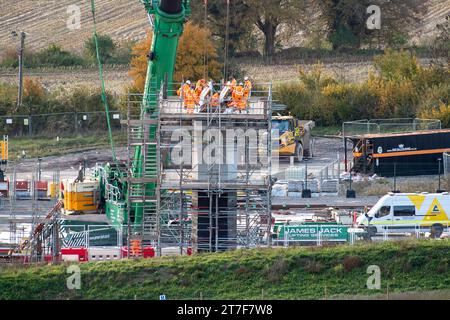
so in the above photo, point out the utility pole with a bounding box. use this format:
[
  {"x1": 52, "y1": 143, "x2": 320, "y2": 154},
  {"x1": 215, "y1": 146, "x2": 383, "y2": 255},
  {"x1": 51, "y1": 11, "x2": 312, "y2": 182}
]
[{"x1": 37, "y1": 157, "x2": 42, "y2": 181}]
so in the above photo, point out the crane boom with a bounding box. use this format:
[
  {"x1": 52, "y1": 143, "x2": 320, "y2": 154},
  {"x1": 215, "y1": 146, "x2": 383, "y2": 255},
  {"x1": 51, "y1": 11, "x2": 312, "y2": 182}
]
[
  {"x1": 141, "y1": 0, "x2": 190, "y2": 107},
  {"x1": 128, "y1": 0, "x2": 190, "y2": 232},
  {"x1": 95, "y1": 0, "x2": 190, "y2": 240}
]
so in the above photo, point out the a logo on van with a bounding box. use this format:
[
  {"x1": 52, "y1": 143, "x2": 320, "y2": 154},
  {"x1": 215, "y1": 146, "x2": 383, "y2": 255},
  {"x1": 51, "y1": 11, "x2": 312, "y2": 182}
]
[
  {"x1": 377, "y1": 147, "x2": 383, "y2": 154},
  {"x1": 425, "y1": 198, "x2": 449, "y2": 221}
]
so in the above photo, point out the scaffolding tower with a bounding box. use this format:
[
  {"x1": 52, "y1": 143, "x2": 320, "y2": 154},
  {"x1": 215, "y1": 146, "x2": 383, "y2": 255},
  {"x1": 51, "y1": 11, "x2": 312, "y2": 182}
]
[
  {"x1": 2, "y1": 164, "x2": 62, "y2": 263},
  {"x1": 125, "y1": 82, "x2": 274, "y2": 254}
]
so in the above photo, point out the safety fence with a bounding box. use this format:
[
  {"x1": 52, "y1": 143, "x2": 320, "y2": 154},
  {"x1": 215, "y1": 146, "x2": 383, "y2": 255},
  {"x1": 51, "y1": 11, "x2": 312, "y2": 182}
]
[
  {"x1": 342, "y1": 118, "x2": 441, "y2": 138},
  {"x1": 444, "y1": 152, "x2": 450, "y2": 178},
  {"x1": 273, "y1": 223, "x2": 450, "y2": 247}
]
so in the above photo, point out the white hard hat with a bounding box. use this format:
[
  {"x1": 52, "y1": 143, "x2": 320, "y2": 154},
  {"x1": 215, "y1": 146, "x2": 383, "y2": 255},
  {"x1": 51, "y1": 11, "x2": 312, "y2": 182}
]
[
  {"x1": 244, "y1": 77, "x2": 249, "y2": 81},
  {"x1": 186, "y1": 80, "x2": 191, "y2": 85},
  {"x1": 239, "y1": 82, "x2": 244, "y2": 86}
]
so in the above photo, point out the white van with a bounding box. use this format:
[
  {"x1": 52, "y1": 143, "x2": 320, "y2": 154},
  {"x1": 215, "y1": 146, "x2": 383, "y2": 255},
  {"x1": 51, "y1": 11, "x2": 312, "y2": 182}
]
[{"x1": 356, "y1": 192, "x2": 450, "y2": 238}]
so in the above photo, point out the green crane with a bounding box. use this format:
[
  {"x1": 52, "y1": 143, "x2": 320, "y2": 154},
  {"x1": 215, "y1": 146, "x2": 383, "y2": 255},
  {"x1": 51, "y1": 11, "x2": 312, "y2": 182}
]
[{"x1": 99, "y1": 0, "x2": 191, "y2": 237}]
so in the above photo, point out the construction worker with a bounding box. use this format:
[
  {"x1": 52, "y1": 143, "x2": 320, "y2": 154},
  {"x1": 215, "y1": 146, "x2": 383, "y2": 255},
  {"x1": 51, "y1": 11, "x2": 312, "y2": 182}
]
[
  {"x1": 211, "y1": 92, "x2": 220, "y2": 108},
  {"x1": 244, "y1": 76, "x2": 252, "y2": 98},
  {"x1": 130, "y1": 239, "x2": 141, "y2": 257},
  {"x1": 177, "y1": 80, "x2": 191, "y2": 109},
  {"x1": 232, "y1": 82, "x2": 247, "y2": 112},
  {"x1": 177, "y1": 80, "x2": 191, "y2": 98},
  {"x1": 228, "y1": 77, "x2": 237, "y2": 90},
  {"x1": 194, "y1": 79, "x2": 207, "y2": 106},
  {"x1": 185, "y1": 87, "x2": 196, "y2": 114},
  {"x1": 195, "y1": 78, "x2": 207, "y2": 96}
]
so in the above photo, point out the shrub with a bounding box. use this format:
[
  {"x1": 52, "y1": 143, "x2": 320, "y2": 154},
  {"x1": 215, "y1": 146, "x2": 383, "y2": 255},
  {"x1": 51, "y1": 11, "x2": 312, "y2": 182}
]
[
  {"x1": 84, "y1": 34, "x2": 116, "y2": 64},
  {"x1": 333, "y1": 263, "x2": 344, "y2": 275},
  {"x1": 234, "y1": 266, "x2": 250, "y2": 277},
  {"x1": 436, "y1": 259, "x2": 448, "y2": 273},
  {"x1": 407, "y1": 256, "x2": 426, "y2": 268},
  {"x1": 0, "y1": 44, "x2": 85, "y2": 68},
  {"x1": 108, "y1": 41, "x2": 134, "y2": 65},
  {"x1": 420, "y1": 102, "x2": 450, "y2": 128},
  {"x1": 304, "y1": 259, "x2": 323, "y2": 274},
  {"x1": 367, "y1": 75, "x2": 419, "y2": 118},
  {"x1": 265, "y1": 258, "x2": 289, "y2": 282},
  {"x1": 31, "y1": 44, "x2": 84, "y2": 67},
  {"x1": 399, "y1": 258, "x2": 412, "y2": 273},
  {"x1": 373, "y1": 49, "x2": 420, "y2": 82},
  {"x1": 342, "y1": 255, "x2": 362, "y2": 272}
]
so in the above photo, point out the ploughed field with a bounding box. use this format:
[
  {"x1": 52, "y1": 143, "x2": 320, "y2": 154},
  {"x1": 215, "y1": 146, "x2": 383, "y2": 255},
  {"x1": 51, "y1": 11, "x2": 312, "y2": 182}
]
[{"x1": 0, "y1": 0, "x2": 447, "y2": 55}]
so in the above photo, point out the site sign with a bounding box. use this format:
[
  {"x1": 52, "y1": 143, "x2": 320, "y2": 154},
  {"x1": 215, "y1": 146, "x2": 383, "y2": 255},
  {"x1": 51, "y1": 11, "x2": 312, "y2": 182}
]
[{"x1": 278, "y1": 224, "x2": 349, "y2": 242}]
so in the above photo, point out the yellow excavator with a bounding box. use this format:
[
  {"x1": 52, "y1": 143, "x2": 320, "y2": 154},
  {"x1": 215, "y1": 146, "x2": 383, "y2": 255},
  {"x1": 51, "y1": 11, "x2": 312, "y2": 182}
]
[{"x1": 272, "y1": 115, "x2": 315, "y2": 162}]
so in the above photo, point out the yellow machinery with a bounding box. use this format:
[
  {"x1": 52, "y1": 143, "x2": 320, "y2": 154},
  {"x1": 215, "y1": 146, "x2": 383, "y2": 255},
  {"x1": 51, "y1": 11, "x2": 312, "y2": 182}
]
[
  {"x1": 0, "y1": 135, "x2": 8, "y2": 164},
  {"x1": 272, "y1": 116, "x2": 315, "y2": 161},
  {"x1": 61, "y1": 179, "x2": 100, "y2": 214}
]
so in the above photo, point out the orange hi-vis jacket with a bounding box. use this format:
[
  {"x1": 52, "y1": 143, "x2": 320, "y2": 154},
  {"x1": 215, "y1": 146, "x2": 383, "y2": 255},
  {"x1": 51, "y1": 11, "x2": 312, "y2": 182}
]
[
  {"x1": 196, "y1": 79, "x2": 206, "y2": 88},
  {"x1": 177, "y1": 83, "x2": 190, "y2": 98},
  {"x1": 211, "y1": 92, "x2": 220, "y2": 107},
  {"x1": 227, "y1": 79, "x2": 237, "y2": 91},
  {"x1": 195, "y1": 79, "x2": 206, "y2": 96},
  {"x1": 244, "y1": 80, "x2": 252, "y2": 98},
  {"x1": 232, "y1": 85, "x2": 247, "y2": 110},
  {"x1": 130, "y1": 239, "x2": 142, "y2": 257},
  {"x1": 185, "y1": 89, "x2": 196, "y2": 113},
  {"x1": 177, "y1": 84, "x2": 191, "y2": 108}
]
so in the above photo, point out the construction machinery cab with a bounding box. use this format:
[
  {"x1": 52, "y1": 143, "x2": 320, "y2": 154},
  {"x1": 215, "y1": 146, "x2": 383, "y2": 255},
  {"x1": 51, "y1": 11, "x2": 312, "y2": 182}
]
[{"x1": 272, "y1": 115, "x2": 315, "y2": 162}]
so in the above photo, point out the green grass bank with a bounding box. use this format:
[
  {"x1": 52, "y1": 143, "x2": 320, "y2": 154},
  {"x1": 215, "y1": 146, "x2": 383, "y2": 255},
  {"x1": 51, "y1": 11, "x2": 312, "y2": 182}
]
[{"x1": 0, "y1": 240, "x2": 449, "y2": 300}]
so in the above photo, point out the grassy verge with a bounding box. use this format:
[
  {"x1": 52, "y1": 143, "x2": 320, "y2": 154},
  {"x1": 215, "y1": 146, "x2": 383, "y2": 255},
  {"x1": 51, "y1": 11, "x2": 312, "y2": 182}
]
[
  {"x1": 311, "y1": 126, "x2": 342, "y2": 136},
  {"x1": 8, "y1": 132, "x2": 127, "y2": 159},
  {"x1": 0, "y1": 240, "x2": 449, "y2": 300}
]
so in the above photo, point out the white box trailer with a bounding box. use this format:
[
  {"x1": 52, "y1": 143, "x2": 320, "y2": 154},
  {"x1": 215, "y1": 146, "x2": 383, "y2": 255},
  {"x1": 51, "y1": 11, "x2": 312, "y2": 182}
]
[{"x1": 357, "y1": 192, "x2": 450, "y2": 238}]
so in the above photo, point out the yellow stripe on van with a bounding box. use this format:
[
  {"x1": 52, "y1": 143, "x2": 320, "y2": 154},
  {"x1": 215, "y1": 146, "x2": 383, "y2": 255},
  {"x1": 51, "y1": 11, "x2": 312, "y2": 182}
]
[
  {"x1": 371, "y1": 220, "x2": 449, "y2": 227},
  {"x1": 408, "y1": 195, "x2": 426, "y2": 211},
  {"x1": 425, "y1": 198, "x2": 449, "y2": 222}
]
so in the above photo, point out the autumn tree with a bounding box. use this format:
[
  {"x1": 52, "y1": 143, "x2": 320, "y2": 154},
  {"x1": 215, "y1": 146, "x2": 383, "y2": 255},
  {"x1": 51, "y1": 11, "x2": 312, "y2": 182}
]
[
  {"x1": 22, "y1": 77, "x2": 45, "y2": 114},
  {"x1": 190, "y1": 0, "x2": 254, "y2": 57},
  {"x1": 128, "y1": 32, "x2": 152, "y2": 92},
  {"x1": 129, "y1": 22, "x2": 222, "y2": 92},
  {"x1": 84, "y1": 34, "x2": 116, "y2": 64},
  {"x1": 241, "y1": 0, "x2": 310, "y2": 62}
]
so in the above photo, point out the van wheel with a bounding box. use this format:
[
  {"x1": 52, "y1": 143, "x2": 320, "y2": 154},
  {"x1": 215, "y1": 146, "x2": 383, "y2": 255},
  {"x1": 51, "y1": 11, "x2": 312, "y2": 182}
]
[
  {"x1": 296, "y1": 143, "x2": 304, "y2": 162},
  {"x1": 430, "y1": 224, "x2": 444, "y2": 239}
]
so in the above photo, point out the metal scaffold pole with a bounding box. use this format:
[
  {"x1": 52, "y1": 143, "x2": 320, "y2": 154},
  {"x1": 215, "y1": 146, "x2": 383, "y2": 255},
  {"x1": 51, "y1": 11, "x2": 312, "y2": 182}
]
[{"x1": 150, "y1": 80, "x2": 273, "y2": 254}]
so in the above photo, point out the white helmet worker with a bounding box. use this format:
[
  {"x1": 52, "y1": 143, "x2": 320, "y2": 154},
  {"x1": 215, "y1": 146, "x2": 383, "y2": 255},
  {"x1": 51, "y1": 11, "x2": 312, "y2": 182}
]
[
  {"x1": 244, "y1": 76, "x2": 249, "y2": 81},
  {"x1": 186, "y1": 80, "x2": 191, "y2": 85}
]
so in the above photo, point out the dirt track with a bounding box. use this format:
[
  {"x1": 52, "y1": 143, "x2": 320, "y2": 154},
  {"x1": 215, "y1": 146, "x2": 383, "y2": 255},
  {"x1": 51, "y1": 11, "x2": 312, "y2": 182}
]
[{"x1": 11, "y1": 147, "x2": 126, "y2": 172}]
